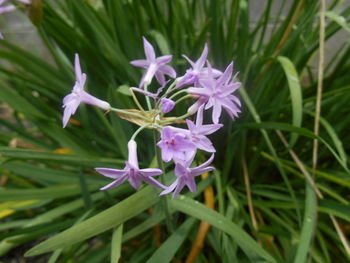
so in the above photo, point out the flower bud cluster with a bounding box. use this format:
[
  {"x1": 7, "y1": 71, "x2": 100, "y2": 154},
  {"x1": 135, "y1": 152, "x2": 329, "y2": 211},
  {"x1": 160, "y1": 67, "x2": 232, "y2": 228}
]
[{"x1": 62, "y1": 37, "x2": 241, "y2": 198}]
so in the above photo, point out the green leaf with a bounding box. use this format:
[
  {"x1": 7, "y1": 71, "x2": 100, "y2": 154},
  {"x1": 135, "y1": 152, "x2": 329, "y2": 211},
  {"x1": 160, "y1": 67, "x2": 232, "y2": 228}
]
[
  {"x1": 111, "y1": 224, "x2": 123, "y2": 263},
  {"x1": 325, "y1": 11, "x2": 350, "y2": 34},
  {"x1": 25, "y1": 186, "x2": 160, "y2": 257},
  {"x1": 171, "y1": 196, "x2": 277, "y2": 263},
  {"x1": 146, "y1": 218, "x2": 196, "y2": 263},
  {"x1": 0, "y1": 82, "x2": 47, "y2": 120},
  {"x1": 0, "y1": 185, "x2": 95, "y2": 201},
  {"x1": 0, "y1": 147, "x2": 123, "y2": 167},
  {"x1": 277, "y1": 56, "x2": 303, "y2": 146}
]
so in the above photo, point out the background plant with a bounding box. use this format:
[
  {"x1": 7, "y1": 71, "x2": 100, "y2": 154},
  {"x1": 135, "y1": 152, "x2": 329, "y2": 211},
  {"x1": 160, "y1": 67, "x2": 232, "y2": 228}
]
[{"x1": 0, "y1": 0, "x2": 349, "y2": 262}]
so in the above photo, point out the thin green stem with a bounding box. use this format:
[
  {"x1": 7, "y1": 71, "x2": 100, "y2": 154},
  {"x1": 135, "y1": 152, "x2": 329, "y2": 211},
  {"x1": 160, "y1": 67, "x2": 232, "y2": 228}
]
[
  {"x1": 175, "y1": 94, "x2": 192, "y2": 105},
  {"x1": 130, "y1": 123, "x2": 153, "y2": 141},
  {"x1": 168, "y1": 89, "x2": 188, "y2": 100},
  {"x1": 153, "y1": 130, "x2": 174, "y2": 233},
  {"x1": 130, "y1": 88, "x2": 145, "y2": 112},
  {"x1": 109, "y1": 107, "x2": 149, "y2": 121},
  {"x1": 162, "y1": 81, "x2": 178, "y2": 97},
  {"x1": 159, "y1": 112, "x2": 192, "y2": 124},
  {"x1": 144, "y1": 84, "x2": 152, "y2": 110}
]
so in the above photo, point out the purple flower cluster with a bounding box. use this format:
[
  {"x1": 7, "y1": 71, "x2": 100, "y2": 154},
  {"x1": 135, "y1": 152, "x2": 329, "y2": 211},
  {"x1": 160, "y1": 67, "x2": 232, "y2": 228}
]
[{"x1": 62, "y1": 37, "x2": 241, "y2": 198}]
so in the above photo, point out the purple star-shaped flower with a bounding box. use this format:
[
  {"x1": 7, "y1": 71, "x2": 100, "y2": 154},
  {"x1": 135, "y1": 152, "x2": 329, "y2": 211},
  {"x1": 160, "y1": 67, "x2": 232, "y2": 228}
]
[
  {"x1": 186, "y1": 106, "x2": 222, "y2": 152},
  {"x1": 160, "y1": 154, "x2": 215, "y2": 198},
  {"x1": 62, "y1": 54, "x2": 111, "y2": 128},
  {"x1": 96, "y1": 140, "x2": 165, "y2": 190},
  {"x1": 157, "y1": 126, "x2": 196, "y2": 163},
  {"x1": 130, "y1": 37, "x2": 176, "y2": 87},
  {"x1": 176, "y1": 43, "x2": 222, "y2": 89},
  {"x1": 187, "y1": 62, "x2": 241, "y2": 124}
]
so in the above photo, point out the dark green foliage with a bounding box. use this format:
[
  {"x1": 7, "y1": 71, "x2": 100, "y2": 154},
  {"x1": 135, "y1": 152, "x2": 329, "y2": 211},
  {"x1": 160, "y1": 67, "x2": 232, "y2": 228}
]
[{"x1": 0, "y1": 0, "x2": 349, "y2": 262}]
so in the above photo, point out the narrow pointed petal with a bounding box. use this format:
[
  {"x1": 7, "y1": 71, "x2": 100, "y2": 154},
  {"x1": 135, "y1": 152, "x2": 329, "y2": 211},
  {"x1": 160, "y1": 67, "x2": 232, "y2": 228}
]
[
  {"x1": 186, "y1": 176, "x2": 197, "y2": 192},
  {"x1": 62, "y1": 99, "x2": 80, "y2": 128},
  {"x1": 156, "y1": 55, "x2": 172, "y2": 65},
  {"x1": 160, "y1": 179, "x2": 178, "y2": 196},
  {"x1": 229, "y1": 94, "x2": 242, "y2": 107},
  {"x1": 191, "y1": 166, "x2": 214, "y2": 177},
  {"x1": 195, "y1": 105, "x2": 204, "y2": 126},
  {"x1": 195, "y1": 43, "x2": 208, "y2": 69},
  {"x1": 131, "y1": 87, "x2": 158, "y2": 99},
  {"x1": 172, "y1": 179, "x2": 186, "y2": 198},
  {"x1": 159, "y1": 65, "x2": 176, "y2": 78},
  {"x1": 186, "y1": 119, "x2": 196, "y2": 132},
  {"x1": 187, "y1": 87, "x2": 211, "y2": 97},
  {"x1": 193, "y1": 154, "x2": 215, "y2": 171},
  {"x1": 95, "y1": 168, "x2": 127, "y2": 179},
  {"x1": 143, "y1": 37, "x2": 156, "y2": 61},
  {"x1": 194, "y1": 136, "x2": 216, "y2": 152},
  {"x1": 212, "y1": 102, "x2": 222, "y2": 124},
  {"x1": 160, "y1": 147, "x2": 173, "y2": 162},
  {"x1": 198, "y1": 123, "x2": 223, "y2": 135},
  {"x1": 218, "y1": 62, "x2": 233, "y2": 85},
  {"x1": 182, "y1": 55, "x2": 196, "y2": 68},
  {"x1": 143, "y1": 176, "x2": 167, "y2": 189},
  {"x1": 139, "y1": 168, "x2": 163, "y2": 177},
  {"x1": 155, "y1": 71, "x2": 166, "y2": 86},
  {"x1": 130, "y1": 59, "x2": 150, "y2": 68},
  {"x1": 100, "y1": 176, "x2": 128, "y2": 190},
  {"x1": 221, "y1": 98, "x2": 240, "y2": 118},
  {"x1": 74, "y1": 54, "x2": 83, "y2": 83}
]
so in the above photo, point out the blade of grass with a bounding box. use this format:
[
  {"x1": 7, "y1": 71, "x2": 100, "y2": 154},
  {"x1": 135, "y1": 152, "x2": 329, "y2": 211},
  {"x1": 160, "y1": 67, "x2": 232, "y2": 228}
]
[
  {"x1": 111, "y1": 224, "x2": 123, "y2": 263},
  {"x1": 25, "y1": 186, "x2": 160, "y2": 257},
  {"x1": 171, "y1": 196, "x2": 277, "y2": 263}
]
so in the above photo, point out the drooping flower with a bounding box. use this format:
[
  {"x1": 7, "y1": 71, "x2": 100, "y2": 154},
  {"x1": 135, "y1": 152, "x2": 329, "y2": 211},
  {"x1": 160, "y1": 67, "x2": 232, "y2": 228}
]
[
  {"x1": 131, "y1": 86, "x2": 164, "y2": 100},
  {"x1": 187, "y1": 62, "x2": 241, "y2": 123},
  {"x1": 160, "y1": 98, "x2": 175, "y2": 113},
  {"x1": 96, "y1": 140, "x2": 165, "y2": 190},
  {"x1": 62, "y1": 54, "x2": 110, "y2": 128},
  {"x1": 176, "y1": 43, "x2": 222, "y2": 88},
  {"x1": 157, "y1": 126, "x2": 196, "y2": 163},
  {"x1": 186, "y1": 106, "x2": 222, "y2": 152},
  {"x1": 160, "y1": 154, "x2": 215, "y2": 198},
  {"x1": 130, "y1": 37, "x2": 176, "y2": 87}
]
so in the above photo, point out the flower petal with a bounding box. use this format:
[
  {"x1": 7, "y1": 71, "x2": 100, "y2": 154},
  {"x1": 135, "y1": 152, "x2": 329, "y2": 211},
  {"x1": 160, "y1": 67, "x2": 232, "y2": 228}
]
[
  {"x1": 172, "y1": 179, "x2": 186, "y2": 198},
  {"x1": 142, "y1": 176, "x2": 167, "y2": 189},
  {"x1": 130, "y1": 59, "x2": 150, "y2": 68},
  {"x1": 139, "y1": 168, "x2": 163, "y2": 177},
  {"x1": 195, "y1": 43, "x2": 208, "y2": 70},
  {"x1": 212, "y1": 101, "x2": 222, "y2": 124},
  {"x1": 159, "y1": 65, "x2": 176, "y2": 78},
  {"x1": 156, "y1": 55, "x2": 172, "y2": 65},
  {"x1": 100, "y1": 175, "x2": 128, "y2": 190},
  {"x1": 127, "y1": 140, "x2": 139, "y2": 169},
  {"x1": 143, "y1": 37, "x2": 156, "y2": 61},
  {"x1": 160, "y1": 179, "x2": 178, "y2": 196},
  {"x1": 155, "y1": 71, "x2": 166, "y2": 86},
  {"x1": 193, "y1": 154, "x2": 215, "y2": 171},
  {"x1": 185, "y1": 176, "x2": 197, "y2": 193},
  {"x1": 95, "y1": 168, "x2": 127, "y2": 179}
]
